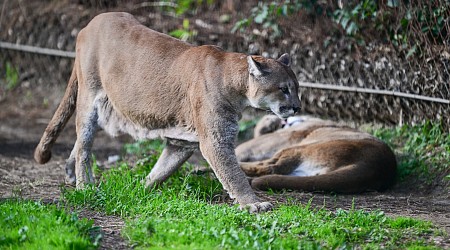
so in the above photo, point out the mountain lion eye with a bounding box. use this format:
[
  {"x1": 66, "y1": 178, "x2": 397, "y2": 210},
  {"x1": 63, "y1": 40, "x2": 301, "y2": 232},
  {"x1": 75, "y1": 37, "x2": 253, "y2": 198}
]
[{"x1": 279, "y1": 87, "x2": 289, "y2": 95}]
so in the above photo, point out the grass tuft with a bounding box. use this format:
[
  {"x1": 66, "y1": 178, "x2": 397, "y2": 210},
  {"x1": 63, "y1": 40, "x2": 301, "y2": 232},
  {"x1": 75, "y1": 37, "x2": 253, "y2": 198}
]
[
  {"x1": 0, "y1": 199, "x2": 98, "y2": 249},
  {"x1": 370, "y1": 121, "x2": 450, "y2": 186}
]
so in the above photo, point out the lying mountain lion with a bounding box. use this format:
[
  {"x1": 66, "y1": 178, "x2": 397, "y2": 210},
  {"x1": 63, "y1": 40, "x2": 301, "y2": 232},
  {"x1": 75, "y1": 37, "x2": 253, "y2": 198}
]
[
  {"x1": 236, "y1": 115, "x2": 397, "y2": 193},
  {"x1": 34, "y1": 12, "x2": 301, "y2": 212}
]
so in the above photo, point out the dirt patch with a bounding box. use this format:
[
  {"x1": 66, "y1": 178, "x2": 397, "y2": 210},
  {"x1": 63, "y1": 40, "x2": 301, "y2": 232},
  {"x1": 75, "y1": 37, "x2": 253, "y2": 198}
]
[{"x1": 76, "y1": 209, "x2": 128, "y2": 250}]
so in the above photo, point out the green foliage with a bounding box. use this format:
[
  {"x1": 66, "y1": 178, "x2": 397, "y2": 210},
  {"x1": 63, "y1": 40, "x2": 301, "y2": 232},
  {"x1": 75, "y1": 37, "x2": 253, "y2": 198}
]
[
  {"x1": 238, "y1": 119, "x2": 258, "y2": 133},
  {"x1": 237, "y1": 119, "x2": 259, "y2": 142},
  {"x1": 63, "y1": 139, "x2": 443, "y2": 249},
  {"x1": 333, "y1": 0, "x2": 377, "y2": 37},
  {"x1": 0, "y1": 199, "x2": 98, "y2": 249},
  {"x1": 2, "y1": 62, "x2": 19, "y2": 90},
  {"x1": 371, "y1": 121, "x2": 449, "y2": 184},
  {"x1": 160, "y1": 0, "x2": 215, "y2": 16},
  {"x1": 0, "y1": 62, "x2": 19, "y2": 95},
  {"x1": 124, "y1": 139, "x2": 164, "y2": 157},
  {"x1": 333, "y1": 1, "x2": 449, "y2": 55},
  {"x1": 414, "y1": 3, "x2": 449, "y2": 43},
  {"x1": 169, "y1": 19, "x2": 197, "y2": 42},
  {"x1": 232, "y1": 0, "x2": 331, "y2": 41},
  {"x1": 231, "y1": 2, "x2": 284, "y2": 40},
  {"x1": 235, "y1": 1, "x2": 448, "y2": 54}
]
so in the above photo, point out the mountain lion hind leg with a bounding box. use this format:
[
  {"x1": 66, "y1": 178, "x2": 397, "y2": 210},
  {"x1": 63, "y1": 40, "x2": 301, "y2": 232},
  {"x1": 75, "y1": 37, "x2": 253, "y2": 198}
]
[
  {"x1": 64, "y1": 146, "x2": 76, "y2": 186},
  {"x1": 144, "y1": 139, "x2": 196, "y2": 188},
  {"x1": 71, "y1": 95, "x2": 99, "y2": 189},
  {"x1": 240, "y1": 146, "x2": 304, "y2": 177}
]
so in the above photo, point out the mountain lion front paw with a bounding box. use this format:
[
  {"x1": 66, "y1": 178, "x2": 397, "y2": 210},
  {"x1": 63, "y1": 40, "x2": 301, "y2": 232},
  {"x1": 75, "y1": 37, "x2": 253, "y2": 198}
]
[{"x1": 240, "y1": 201, "x2": 273, "y2": 213}]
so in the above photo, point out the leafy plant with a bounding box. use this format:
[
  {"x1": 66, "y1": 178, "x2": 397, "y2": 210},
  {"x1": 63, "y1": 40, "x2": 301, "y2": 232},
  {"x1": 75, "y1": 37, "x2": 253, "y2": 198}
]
[
  {"x1": 233, "y1": 0, "x2": 333, "y2": 42},
  {"x1": 0, "y1": 62, "x2": 19, "y2": 100},
  {"x1": 159, "y1": 0, "x2": 215, "y2": 16},
  {"x1": 232, "y1": 1, "x2": 298, "y2": 41},
  {"x1": 232, "y1": 1, "x2": 289, "y2": 41},
  {"x1": 3, "y1": 62, "x2": 19, "y2": 90},
  {"x1": 333, "y1": 0, "x2": 378, "y2": 37},
  {"x1": 414, "y1": 3, "x2": 449, "y2": 44},
  {"x1": 334, "y1": 0, "x2": 449, "y2": 56},
  {"x1": 169, "y1": 19, "x2": 197, "y2": 42},
  {"x1": 6, "y1": 63, "x2": 19, "y2": 90}
]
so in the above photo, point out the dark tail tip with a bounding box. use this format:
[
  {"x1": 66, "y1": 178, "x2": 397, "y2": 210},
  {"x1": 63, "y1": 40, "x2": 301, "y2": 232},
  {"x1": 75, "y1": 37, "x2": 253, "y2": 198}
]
[{"x1": 34, "y1": 146, "x2": 52, "y2": 164}]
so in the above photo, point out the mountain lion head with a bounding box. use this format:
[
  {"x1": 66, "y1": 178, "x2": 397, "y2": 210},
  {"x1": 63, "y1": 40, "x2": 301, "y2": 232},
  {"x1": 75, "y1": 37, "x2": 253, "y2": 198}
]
[{"x1": 246, "y1": 53, "x2": 301, "y2": 118}]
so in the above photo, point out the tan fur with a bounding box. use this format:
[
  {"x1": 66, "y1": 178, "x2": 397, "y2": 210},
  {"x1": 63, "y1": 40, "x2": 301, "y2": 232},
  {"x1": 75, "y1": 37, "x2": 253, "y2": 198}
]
[
  {"x1": 236, "y1": 115, "x2": 397, "y2": 193},
  {"x1": 34, "y1": 12, "x2": 301, "y2": 213}
]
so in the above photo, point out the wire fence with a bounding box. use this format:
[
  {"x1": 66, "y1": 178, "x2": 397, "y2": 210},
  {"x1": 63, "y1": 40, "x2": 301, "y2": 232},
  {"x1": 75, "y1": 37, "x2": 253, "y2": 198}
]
[
  {"x1": 292, "y1": 0, "x2": 450, "y2": 128},
  {"x1": 0, "y1": 0, "x2": 449, "y2": 129}
]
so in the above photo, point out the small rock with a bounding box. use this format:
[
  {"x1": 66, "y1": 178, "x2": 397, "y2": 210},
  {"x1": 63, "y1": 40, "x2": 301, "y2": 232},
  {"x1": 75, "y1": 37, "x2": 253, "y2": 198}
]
[
  {"x1": 219, "y1": 14, "x2": 231, "y2": 24},
  {"x1": 107, "y1": 155, "x2": 120, "y2": 164}
]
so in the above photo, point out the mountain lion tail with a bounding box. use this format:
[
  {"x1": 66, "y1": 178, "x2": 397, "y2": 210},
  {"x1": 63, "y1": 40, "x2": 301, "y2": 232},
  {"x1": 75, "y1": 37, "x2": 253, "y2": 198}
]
[
  {"x1": 34, "y1": 67, "x2": 78, "y2": 164},
  {"x1": 250, "y1": 164, "x2": 396, "y2": 193}
]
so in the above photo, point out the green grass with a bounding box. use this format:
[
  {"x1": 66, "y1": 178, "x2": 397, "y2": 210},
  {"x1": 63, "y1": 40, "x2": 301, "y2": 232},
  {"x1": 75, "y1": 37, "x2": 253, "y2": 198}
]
[
  {"x1": 0, "y1": 199, "x2": 99, "y2": 249},
  {"x1": 4, "y1": 62, "x2": 19, "y2": 90},
  {"x1": 370, "y1": 121, "x2": 450, "y2": 184},
  {"x1": 63, "y1": 138, "x2": 445, "y2": 249}
]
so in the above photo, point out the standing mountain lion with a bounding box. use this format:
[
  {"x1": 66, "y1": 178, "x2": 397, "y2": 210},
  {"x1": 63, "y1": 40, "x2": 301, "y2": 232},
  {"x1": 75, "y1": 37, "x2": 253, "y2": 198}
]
[
  {"x1": 236, "y1": 115, "x2": 397, "y2": 193},
  {"x1": 34, "y1": 12, "x2": 301, "y2": 213}
]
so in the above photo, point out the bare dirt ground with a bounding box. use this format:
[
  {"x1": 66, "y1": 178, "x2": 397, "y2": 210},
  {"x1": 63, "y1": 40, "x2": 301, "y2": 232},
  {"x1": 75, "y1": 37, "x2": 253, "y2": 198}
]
[{"x1": 0, "y1": 88, "x2": 449, "y2": 249}]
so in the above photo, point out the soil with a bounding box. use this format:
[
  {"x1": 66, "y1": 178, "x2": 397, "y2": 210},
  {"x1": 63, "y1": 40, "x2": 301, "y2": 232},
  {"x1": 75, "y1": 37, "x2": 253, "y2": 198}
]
[{"x1": 0, "y1": 1, "x2": 449, "y2": 249}]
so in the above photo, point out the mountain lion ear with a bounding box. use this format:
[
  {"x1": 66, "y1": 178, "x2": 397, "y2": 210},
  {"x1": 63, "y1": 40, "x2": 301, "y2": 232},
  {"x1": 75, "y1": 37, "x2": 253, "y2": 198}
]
[
  {"x1": 247, "y1": 56, "x2": 264, "y2": 76},
  {"x1": 277, "y1": 53, "x2": 290, "y2": 67}
]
